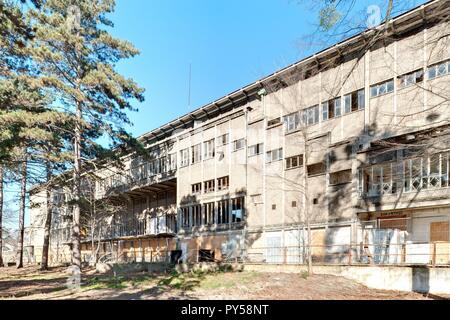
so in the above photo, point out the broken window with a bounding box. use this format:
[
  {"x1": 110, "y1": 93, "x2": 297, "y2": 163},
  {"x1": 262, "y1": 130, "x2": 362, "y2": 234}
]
[
  {"x1": 217, "y1": 199, "x2": 229, "y2": 225},
  {"x1": 284, "y1": 112, "x2": 301, "y2": 132},
  {"x1": 231, "y1": 197, "x2": 244, "y2": 223},
  {"x1": 203, "y1": 202, "x2": 215, "y2": 225},
  {"x1": 203, "y1": 139, "x2": 215, "y2": 159},
  {"x1": 192, "y1": 204, "x2": 202, "y2": 226},
  {"x1": 285, "y1": 154, "x2": 303, "y2": 170},
  {"x1": 191, "y1": 144, "x2": 202, "y2": 164},
  {"x1": 266, "y1": 148, "x2": 283, "y2": 163},
  {"x1": 204, "y1": 179, "x2": 215, "y2": 193},
  {"x1": 248, "y1": 143, "x2": 264, "y2": 157},
  {"x1": 180, "y1": 148, "x2": 189, "y2": 167},
  {"x1": 217, "y1": 176, "x2": 229, "y2": 190},
  {"x1": 216, "y1": 133, "x2": 229, "y2": 146},
  {"x1": 233, "y1": 138, "x2": 246, "y2": 151},
  {"x1": 370, "y1": 79, "x2": 394, "y2": 97},
  {"x1": 398, "y1": 69, "x2": 424, "y2": 88},
  {"x1": 192, "y1": 183, "x2": 202, "y2": 195},
  {"x1": 198, "y1": 249, "x2": 215, "y2": 262},
  {"x1": 268, "y1": 117, "x2": 282, "y2": 127}
]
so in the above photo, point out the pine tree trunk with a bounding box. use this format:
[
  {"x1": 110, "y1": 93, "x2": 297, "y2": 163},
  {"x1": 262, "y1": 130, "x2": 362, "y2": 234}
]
[
  {"x1": 16, "y1": 155, "x2": 27, "y2": 269},
  {"x1": 0, "y1": 166, "x2": 4, "y2": 268},
  {"x1": 72, "y1": 103, "x2": 82, "y2": 272},
  {"x1": 41, "y1": 161, "x2": 52, "y2": 270}
]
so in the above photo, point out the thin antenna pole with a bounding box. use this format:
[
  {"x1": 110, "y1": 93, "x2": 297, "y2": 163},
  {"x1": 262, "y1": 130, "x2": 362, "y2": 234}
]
[{"x1": 188, "y1": 63, "x2": 192, "y2": 109}]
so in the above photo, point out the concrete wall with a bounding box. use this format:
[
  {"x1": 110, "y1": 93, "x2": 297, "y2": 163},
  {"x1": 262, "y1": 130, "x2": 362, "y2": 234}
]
[{"x1": 243, "y1": 264, "x2": 450, "y2": 295}]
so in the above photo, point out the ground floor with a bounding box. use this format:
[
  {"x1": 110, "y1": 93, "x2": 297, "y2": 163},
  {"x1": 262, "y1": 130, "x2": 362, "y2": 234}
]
[{"x1": 26, "y1": 205, "x2": 450, "y2": 267}]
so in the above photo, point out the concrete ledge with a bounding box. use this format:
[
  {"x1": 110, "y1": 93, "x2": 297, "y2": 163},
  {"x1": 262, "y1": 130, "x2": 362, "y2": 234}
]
[{"x1": 242, "y1": 264, "x2": 450, "y2": 295}]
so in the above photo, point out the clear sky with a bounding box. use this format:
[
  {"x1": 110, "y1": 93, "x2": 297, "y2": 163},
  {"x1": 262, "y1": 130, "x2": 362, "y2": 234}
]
[{"x1": 3, "y1": 0, "x2": 429, "y2": 229}]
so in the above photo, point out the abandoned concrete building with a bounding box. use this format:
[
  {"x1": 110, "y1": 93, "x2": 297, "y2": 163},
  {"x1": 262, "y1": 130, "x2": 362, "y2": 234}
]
[{"x1": 28, "y1": 0, "x2": 450, "y2": 266}]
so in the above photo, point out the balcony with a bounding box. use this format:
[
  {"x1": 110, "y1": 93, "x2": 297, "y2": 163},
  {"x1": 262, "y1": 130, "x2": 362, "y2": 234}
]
[
  {"x1": 96, "y1": 160, "x2": 177, "y2": 199},
  {"x1": 53, "y1": 214, "x2": 177, "y2": 244}
]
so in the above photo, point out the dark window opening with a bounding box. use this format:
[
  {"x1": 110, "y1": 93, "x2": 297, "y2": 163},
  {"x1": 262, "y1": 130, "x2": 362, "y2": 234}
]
[
  {"x1": 307, "y1": 162, "x2": 326, "y2": 176},
  {"x1": 198, "y1": 249, "x2": 215, "y2": 262},
  {"x1": 170, "y1": 250, "x2": 183, "y2": 264}
]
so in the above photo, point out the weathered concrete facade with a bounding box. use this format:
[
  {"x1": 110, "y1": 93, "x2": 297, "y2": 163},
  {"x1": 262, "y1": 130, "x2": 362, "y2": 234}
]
[{"x1": 29, "y1": 0, "x2": 450, "y2": 266}]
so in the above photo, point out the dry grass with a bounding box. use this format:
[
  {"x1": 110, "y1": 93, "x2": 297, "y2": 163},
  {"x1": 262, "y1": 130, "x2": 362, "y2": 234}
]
[{"x1": 0, "y1": 265, "x2": 446, "y2": 300}]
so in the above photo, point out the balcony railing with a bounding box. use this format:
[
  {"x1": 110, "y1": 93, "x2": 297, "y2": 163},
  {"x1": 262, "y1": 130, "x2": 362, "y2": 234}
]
[{"x1": 52, "y1": 214, "x2": 177, "y2": 243}]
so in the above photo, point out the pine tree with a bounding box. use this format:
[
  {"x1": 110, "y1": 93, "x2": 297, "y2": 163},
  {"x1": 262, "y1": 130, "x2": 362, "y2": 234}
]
[
  {"x1": 0, "y1": 165, "x2": 4, "y2": 267},
  {"x1": 28, "y1": 0, "x2": 144, "y2": 273}
]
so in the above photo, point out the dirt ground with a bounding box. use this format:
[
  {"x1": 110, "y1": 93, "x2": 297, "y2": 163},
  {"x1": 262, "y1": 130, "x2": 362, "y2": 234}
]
[{"x1": 0, "y1": 266, "x2": 446, "y2": 300}]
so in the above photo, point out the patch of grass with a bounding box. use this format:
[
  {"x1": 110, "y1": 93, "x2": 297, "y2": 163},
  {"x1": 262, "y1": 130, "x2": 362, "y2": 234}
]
[
  {"x1": 199, "y1": 271, "x2": 260, "y2": 290},
  {"x1": 157, "y1": 269, "x2": 206, "y2": 291},
  {"x1": 82, "y1": 276, "x2": 128, "y2": 290},
  {"x1": 300, "y1": 271, "x2": 309, "y2": 280}
]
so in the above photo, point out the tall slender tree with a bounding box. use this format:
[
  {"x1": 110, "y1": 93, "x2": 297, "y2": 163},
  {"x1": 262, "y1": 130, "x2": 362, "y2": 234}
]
[{"x1": 28, "y1": 0, "x2": 144, "y2": 273}]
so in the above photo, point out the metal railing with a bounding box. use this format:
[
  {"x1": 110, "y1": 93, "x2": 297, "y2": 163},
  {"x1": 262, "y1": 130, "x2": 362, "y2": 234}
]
[{"x1": 243, "y1": 242, "x2": 450, "y2": 266}]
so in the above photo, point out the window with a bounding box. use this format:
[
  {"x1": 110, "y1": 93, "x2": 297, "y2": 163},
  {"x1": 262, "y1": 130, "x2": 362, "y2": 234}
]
[
  {"x1": 334, "y1": 97, "x2": 341, "y2": 117},
  {"x1": 358, "y1": 89, "x2": 365, "y2": 110},
  {"x1": 330, "y1": 169, "x2": 352, "y2": 185},
  {"x1": 267, "y1": 117, "x2": 281, "y2": 127},
  {"x1": 192, "y1": 205, "x2": 201, "y2": 226},
  {"x1": 370, "y1": 79, "x2": 394, "y2": 97},
  {"x1": 307, "y1": 162, "x2": 326, "y2": 176},
  {"x1": 216, "y1": 133, "x2": 229, "y2": 146},
  {"x1": 192, "y1": 183, "x2": 202, "y2": 195},
  {"x1": 181, "y1": 207, "x2": 190, "y2": 228},
  {"x1": 272, "y1": 204, "x2": 276, "y2": 210},
  {"x1": 302, "y1": 105, "x2": 319, "y2": 126},
  {"x1": 284, "y1": 112, "x2": 301, "y2": 133},
  {"x1": 343, "y1": 89, "x2": 364, "y2": 114},
  {"x1": 204, "y1": 179, "x2": 215, "y2": 193},
  {"x1": 203, "y1": 202, "x2": 215, "y2": 225},
  {"x1": 323, "y1": 97, "x2": 341, "y2": 120},
  {"x1": 168, "y1": 153, "x2": 177, "y2": 171},
  {"x1": 231, "y1": 197, "x2": 244, "y2": 223},
  {"x1": 198, "y1": 249, "x2": 215, "y2": 262},
  {"x1": 191, "y1": 144, "x2": 201, "y2": 164},
  {"x1": 180, "y1": 148, "x2": 189, "y2": 167},
  {"x1": 248, "y1": 143, "x2": 263, "y2": 157},
  {"x1": 321, "y1": 101, "x2": 328, "y2": 121},
  {"x1": 427, "y1": 60, "x2": 450, "y2": 80},
  {"x1": 203, "y1": 139, "x2": 215, "y2": 160},
  {"x1": 217, "y1": 176, "x2": 229, "y2": 190},
  {"x1": 266, "y1": 148, "x2": 283, "y2": 163},
  {"x1": 291, "y1": 201, "x2": 297, "y2": 208},
  {"x1": 398, "y1": 69, "x2": 424, "y2": 88},
  {"x1": 344, "y1": 94, "x2": 351, "y2": 114},
  {"x1": 233, "y1": 138, "x2": 245, "y2": 151},
  {"x1": 217, "y1": 199, "x2": 229, "y2": 225},
  {"x1": 359, "y1": 152, "x2": 450, "y2": 197},
  {"x1": 285, "y1": 154, "x2": 303, "y2": 170}
]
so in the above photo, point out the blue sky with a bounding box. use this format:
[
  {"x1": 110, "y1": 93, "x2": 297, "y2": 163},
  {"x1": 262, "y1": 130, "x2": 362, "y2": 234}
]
[{"x1": 3, "y1": 0, "x2": 429, "y2": 229}]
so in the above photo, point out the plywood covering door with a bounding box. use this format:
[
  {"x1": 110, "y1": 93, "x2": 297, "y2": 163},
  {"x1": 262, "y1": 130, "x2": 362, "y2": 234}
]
[{"x1": 430, "y1": 221, "x2": 449, "y2": 242}]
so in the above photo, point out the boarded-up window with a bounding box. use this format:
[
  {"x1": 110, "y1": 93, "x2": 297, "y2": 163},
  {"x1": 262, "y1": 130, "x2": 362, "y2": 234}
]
[
  {"x1": 430, "y1": 222, "x2": 449, "y2": 242},
  {"x1": 330, "y1": 169, "x2": 352, "y2": 185},
  {"x1": 307, "y1": 162, "x2": 326, "y2": 176},
  {"x1": 378, "y1": 215, "x2": 407, "y2": 231}
]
